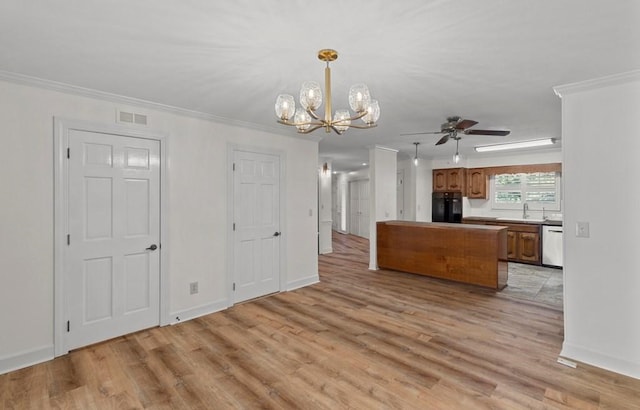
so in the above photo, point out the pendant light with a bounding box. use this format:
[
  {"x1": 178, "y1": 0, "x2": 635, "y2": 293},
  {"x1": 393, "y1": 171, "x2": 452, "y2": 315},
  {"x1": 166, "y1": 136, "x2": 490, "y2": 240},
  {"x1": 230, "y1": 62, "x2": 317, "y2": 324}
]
[
  {"x1": 453, "y1": 139, "x2": 460, "y2": 164},
  {"x1": 413, "y1": 142, "x2": 420, "y2": 166}
]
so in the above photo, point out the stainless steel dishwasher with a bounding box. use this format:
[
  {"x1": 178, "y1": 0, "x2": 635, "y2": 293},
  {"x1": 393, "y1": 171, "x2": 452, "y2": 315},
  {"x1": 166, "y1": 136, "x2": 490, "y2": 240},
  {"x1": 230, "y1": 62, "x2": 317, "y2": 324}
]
[{"x1": 542, "y1": 225, "x2": 563, "y2": 267}]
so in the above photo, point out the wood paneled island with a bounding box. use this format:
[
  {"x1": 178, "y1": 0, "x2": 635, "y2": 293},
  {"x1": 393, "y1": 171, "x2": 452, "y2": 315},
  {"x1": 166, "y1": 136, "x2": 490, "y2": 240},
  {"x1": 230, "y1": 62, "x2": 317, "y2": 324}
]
[{"x1": 377, "y1": 221, "x2": 508, "y2": 289}]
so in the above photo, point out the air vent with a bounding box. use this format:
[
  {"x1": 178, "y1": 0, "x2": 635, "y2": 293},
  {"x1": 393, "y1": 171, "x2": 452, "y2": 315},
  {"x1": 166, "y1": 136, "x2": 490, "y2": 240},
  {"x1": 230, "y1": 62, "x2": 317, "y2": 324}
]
[{"x1": 117, "y1": 109, "x2": 148, "y2": 126}]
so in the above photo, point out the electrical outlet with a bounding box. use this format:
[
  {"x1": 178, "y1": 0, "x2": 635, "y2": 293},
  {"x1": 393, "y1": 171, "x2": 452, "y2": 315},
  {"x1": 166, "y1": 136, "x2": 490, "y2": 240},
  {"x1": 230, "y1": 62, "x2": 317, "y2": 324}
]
[
  {"x1": 189, "y1": 282, "x2": 199, "y2": 295},
  {"x1": 576, "y1": 221, "x2": 590, "y2": 238}
]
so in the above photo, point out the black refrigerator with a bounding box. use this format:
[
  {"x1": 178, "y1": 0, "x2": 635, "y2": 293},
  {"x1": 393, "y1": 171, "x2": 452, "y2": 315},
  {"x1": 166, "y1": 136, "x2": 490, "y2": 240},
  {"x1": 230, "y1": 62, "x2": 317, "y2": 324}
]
[{"x1": 432, "y1": 192, "x2": 463, "y2": 223}]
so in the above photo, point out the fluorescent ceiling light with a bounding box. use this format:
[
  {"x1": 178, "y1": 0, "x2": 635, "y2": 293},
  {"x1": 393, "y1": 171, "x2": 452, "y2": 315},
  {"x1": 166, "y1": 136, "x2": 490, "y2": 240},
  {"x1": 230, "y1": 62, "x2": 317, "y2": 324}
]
[{"x1": 474, "y1": 138, "x2": 555, "y2": 152}]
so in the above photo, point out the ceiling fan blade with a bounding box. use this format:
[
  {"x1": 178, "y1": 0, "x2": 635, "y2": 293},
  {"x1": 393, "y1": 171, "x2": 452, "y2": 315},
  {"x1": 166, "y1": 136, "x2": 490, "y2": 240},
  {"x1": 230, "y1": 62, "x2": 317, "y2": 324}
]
[
  {"x1": 400, "y1": 131, "x2": 444, "y2": 136},
  {"x1": 454, "y1": 119, "x2": 478, "y2": 130},
  {"x1": 435, "y1": 134, "x2": 450, "y2": 145},
  {"x1": 464, "y1": 129, "x2": 511, "y2": 136}
]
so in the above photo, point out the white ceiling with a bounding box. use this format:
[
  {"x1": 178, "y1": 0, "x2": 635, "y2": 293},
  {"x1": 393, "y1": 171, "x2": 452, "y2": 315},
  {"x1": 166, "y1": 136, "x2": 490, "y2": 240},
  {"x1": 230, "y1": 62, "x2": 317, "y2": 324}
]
[{"x1": 1, "y1": 1, "x2": 639, "y2": 171}]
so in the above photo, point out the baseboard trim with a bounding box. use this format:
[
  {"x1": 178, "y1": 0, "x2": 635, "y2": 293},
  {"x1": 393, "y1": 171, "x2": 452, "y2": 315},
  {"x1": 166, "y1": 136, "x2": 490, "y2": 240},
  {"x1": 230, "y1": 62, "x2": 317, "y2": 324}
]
[
  {"x1": 287, "y1": 275, "x2": 319, "y2": 291},
  {"x1": 170, "y1": 299, "x2": 229, "y2": 325},
  {"x1": 0, "y1": 345, "x2": 54, "y2": 375},
  {"x1": 561, "y1": 341, "x2": 640, "y2": 380}
]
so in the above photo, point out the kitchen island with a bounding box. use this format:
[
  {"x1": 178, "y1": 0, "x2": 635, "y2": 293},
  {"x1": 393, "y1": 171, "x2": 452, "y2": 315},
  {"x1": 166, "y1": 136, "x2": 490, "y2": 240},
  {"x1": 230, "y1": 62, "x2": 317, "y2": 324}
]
[{"x1": 377, "y1": 221, "x2": 508, "y2": 289}]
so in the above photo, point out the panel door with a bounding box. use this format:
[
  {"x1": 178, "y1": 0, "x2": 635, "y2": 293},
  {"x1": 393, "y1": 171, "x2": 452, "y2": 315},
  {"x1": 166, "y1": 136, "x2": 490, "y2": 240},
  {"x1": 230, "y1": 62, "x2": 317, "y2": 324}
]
[
  {"x1": 349, "y1": 181, "x2": 360, "y2": 235},
  {"x1": 358, "y1": 180, "x2": 370, "y2": 239},
  {"x1": 518, "y1": 232, "x2": 540, "y2": 262},
  {"x1": 233, "y1": 150, "x2": 281, "y2": 303},
  {"x1": 66, "y1": 130, "x2": 160, "y2": 351}
]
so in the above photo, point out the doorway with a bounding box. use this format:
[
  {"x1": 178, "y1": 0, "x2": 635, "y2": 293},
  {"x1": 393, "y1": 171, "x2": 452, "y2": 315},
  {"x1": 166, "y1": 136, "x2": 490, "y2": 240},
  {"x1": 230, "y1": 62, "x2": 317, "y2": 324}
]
[
  {"x1": 230, "y1": 148, "x2": 283, "y2": 303},
  {"x1": 54, "y1": 119, "x2": 168, "y2": 356}
]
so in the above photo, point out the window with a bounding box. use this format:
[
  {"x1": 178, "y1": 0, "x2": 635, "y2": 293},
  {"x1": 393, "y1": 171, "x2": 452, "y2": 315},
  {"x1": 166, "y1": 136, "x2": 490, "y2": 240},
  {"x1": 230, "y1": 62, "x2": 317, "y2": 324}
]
[{"x1": 492, "y1": 171, "x2": 561, "y2": 210}]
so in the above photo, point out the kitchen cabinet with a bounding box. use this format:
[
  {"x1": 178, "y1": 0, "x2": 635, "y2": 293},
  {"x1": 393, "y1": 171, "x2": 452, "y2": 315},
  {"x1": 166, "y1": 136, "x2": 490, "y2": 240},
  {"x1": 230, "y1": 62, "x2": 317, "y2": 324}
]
[
  {"x1": 467, "y1": 168, "x2": 488, "y2": 199},
  {"x1": 433, "y1": 168, "x2": 466, "y2": 194},
  {"x1": 462, "y1": 218, "x2": 541, "y2": 265}
]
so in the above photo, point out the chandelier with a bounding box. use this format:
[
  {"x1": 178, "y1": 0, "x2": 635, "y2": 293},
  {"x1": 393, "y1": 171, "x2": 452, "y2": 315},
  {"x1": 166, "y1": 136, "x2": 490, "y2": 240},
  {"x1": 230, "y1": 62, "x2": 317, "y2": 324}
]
[{"x1": 274, "y1": 49, "x2": 380, "y2": 135}]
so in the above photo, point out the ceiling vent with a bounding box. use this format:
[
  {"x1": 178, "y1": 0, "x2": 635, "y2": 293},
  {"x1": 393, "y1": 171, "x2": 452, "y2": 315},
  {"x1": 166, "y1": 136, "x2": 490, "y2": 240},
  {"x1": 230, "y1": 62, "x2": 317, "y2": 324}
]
[{"x1": 117, "y1": 109, "x2": 148, "y2": 126}]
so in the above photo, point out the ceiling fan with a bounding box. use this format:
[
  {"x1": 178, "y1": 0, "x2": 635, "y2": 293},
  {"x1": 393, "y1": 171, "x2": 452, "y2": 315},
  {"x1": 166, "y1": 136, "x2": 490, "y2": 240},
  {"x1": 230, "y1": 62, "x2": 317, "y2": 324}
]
[{"x1": 402, "y1": 116, "x2": 510, "y2": 146}]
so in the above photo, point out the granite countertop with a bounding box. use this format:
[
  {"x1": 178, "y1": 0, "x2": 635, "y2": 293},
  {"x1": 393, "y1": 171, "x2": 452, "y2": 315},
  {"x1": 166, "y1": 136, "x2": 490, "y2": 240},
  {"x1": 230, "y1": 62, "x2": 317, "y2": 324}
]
[{"x1": 463, "y1": 216, "x2": 563, "y2": 227}]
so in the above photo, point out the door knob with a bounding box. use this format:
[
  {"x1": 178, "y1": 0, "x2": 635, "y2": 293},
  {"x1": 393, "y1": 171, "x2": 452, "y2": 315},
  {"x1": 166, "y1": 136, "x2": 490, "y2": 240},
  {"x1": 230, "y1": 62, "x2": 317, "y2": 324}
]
[
  {"x1": 273, "y1": 232, "x2": 281, "y2": 237},
  {"x1": 146, "y1": 244, "x2": 158, "y2": 251}
]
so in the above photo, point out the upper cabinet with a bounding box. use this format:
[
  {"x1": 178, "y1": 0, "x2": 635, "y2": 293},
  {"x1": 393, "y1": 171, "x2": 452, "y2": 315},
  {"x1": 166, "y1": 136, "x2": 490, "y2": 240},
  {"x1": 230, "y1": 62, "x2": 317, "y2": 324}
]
[
  {"x1": 433, "y1": 168, "x2": 466, "y2": 194},
  {"x1": 467, "y1": 168, "x2": 488, "y2": 199}
]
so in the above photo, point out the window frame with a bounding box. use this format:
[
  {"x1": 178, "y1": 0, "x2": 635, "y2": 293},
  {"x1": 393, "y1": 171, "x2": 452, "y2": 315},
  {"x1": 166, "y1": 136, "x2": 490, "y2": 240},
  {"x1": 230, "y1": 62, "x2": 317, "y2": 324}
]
[{"x1": 491, "y1": 171, "x2": 561, "y2": 211}]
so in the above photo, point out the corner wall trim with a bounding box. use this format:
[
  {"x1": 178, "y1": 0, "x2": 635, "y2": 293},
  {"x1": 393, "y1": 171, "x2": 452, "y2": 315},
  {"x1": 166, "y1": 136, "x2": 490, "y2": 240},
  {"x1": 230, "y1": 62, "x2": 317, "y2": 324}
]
[
  {"x1": 170, "y1": 299, "x2": 229, "y2": 325},
  {"x1": 287, "y1": 275, "x2": 319, "y2": 291},
  {"x1": 561, "y1": 341, "x2": 640, "y2": 380},
  {"x1": 0, "y1": 345, "x2": 54, "y2": 376}
]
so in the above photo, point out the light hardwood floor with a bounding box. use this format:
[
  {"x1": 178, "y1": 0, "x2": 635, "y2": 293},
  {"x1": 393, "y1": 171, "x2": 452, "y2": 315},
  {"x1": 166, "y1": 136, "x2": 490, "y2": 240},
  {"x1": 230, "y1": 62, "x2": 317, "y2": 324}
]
[{"x1": 2, "y1": 232, "x2": 640, "y2": 409}]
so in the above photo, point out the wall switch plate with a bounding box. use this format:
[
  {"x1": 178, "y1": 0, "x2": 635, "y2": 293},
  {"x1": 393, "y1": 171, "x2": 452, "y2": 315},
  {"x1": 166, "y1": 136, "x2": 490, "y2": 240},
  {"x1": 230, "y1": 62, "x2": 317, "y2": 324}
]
[
  {"x1": 190, "y1": 282, "x2": 199, "y2": 295},
  {"x1": 576, "y1": 221, "x2": 590, "y2": 238}
]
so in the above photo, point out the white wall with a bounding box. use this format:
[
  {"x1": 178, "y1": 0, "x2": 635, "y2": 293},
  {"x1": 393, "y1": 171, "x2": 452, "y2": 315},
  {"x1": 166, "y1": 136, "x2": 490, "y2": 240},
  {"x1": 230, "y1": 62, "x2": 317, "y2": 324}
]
[
  {"x1": 398, "y1": 158, "x2": 432, "y2": 222},
  {"x1": 368, "y1": 146, "x2": 397, "y2": 270},
  {"x1": 0, "y1": 78, "x2": 319, "y2": 373},
  {"x1": 556, "y1": 70, "x2": 640, "y2": 379}
]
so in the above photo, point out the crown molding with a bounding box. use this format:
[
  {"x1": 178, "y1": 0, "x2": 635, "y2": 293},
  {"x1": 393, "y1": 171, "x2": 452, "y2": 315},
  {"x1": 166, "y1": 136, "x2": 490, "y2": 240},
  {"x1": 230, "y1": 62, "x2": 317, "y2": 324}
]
[
  {"x1": 0, "y1": 69, "x2": 307, "y2": 139},
  {"x1": 553, "y1": 69, "x2": 640, "y2": 98}
]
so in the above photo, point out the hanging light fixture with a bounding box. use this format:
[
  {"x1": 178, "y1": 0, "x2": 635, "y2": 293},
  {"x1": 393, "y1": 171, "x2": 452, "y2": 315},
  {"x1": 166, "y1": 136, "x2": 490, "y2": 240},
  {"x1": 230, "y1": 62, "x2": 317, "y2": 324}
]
[
  {"x1": 453, "y1": 138, "x2": 460, "y2": 164},
  {"x1": 275, "y1": 49, "x2": 380, "y2": 135},
  {"x1": 413, "y1": 142, "x2": 420, "y2": 166}
]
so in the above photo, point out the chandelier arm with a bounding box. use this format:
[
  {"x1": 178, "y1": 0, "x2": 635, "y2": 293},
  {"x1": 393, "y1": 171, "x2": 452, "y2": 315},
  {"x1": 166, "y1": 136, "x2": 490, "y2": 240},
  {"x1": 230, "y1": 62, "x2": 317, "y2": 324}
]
[
  {"x1": 298, "y1": 124, "x2": 326, "y2": 134},
  {"x1": 306, "y1": 109, "x2": 321, "y2": 121},
  {"x1": 329, "y1": 125, "x2": 345, "y2": 135},
  {"x1": 347, "y1": 123, "x2": 378, "y2": 129},
  {"x1": 277, "y1": 119, "x2": 323, "y2": 128}
]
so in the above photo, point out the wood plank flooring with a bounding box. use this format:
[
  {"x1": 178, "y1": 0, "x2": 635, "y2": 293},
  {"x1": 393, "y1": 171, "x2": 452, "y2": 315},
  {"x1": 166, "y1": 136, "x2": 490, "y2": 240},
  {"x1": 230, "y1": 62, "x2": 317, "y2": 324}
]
[{"x1": 2, "y1": 232, "x2": 640, "y2": 409}]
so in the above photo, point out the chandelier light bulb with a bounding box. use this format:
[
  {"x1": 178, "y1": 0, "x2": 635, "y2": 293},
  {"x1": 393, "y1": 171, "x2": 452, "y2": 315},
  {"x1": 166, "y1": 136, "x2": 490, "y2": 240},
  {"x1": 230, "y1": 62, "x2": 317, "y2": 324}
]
[
  {"x1": 453, "y1": 152, "x2": 460, "y2": 164},
  {"x1": 294, "y1": 109, "x2": 311, "y2": 132},
  {"x1": 348, "y1": 83, "x2": 371, "y2": 112},
  {"x1": 334, "y1": 110, "x2": 351, "y2": 133},
  {"x1": 275, "y1": 94, "x2": 295, "y2": 121}
]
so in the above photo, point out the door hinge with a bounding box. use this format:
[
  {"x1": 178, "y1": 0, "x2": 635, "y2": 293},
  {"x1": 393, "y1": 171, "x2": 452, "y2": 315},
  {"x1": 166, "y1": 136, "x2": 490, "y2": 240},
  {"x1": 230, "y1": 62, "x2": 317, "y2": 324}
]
[
  {"x1": 67, "y1": 320, "x2": 70, "y2": 332},
  {"x1": 233, "y1": 163, "x2": 236, "y2": 171},
  {"x1": 67, "y1": 148, "x2": 70, "y2": 159},
  {"x1": 67, "y1": 234, "x2": 70, "y2": 245},
  {"x1": 233, "y1": 283, "x2": 236, "y2": 291},
  {"x1": 233, "y1": 223, "x2": 236, "y2": 231}
]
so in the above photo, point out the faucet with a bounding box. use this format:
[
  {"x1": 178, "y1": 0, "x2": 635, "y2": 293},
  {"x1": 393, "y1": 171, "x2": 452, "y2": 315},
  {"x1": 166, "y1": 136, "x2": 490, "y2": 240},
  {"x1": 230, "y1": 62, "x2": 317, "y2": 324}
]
[{"x1": 523, "y1": 202, "x2": 529, "y2": 219}]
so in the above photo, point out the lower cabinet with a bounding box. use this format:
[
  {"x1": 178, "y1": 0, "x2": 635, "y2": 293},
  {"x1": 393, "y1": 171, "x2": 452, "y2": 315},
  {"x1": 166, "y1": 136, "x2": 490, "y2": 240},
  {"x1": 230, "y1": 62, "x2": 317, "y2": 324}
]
[
  {"x1": 464, "y1": 218, "x2": 541, "y2": 265},
  {"x1": 508, "y1": 230, "x2": 540, "y2": 263}
]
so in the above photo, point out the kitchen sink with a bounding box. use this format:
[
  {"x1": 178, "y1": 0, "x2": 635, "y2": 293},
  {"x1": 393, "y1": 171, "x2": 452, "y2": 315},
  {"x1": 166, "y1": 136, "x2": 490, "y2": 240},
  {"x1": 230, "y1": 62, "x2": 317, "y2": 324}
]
[{"x1": 495, "y1": 217, "x2": 546, "y2": 223}]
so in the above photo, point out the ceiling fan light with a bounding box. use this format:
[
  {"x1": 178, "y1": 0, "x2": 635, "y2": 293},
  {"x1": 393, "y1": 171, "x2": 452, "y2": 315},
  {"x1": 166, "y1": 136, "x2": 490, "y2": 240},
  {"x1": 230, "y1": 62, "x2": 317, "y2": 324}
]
[
  {"x1": 300, "y1": 81, "x2": 322, "y2": 111},
  {"x1": 348, "y1": 83, "x2": 371, "y2": 112},
  {"x1": 294, "y1": 109, "x2": 312, "y2": 132},
  {"x1": 275, "y1": 94, "x2": 295, "y2": 121},
  {"x1": 362, "y1": 100, "x2": 380, "y2": 124},
  {"x1": 334, "y1": 109, "x2": 351, "y2": 133},
  {"x1": 474, "y1": 138, "x2": 555, "y2": 152}
]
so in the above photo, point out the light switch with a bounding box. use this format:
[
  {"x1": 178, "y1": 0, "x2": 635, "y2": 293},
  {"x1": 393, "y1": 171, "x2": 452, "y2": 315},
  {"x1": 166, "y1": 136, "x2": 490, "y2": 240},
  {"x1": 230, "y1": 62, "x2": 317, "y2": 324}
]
[{"x1": 576, "y1": 221, "x2": 590, "y2": 238}]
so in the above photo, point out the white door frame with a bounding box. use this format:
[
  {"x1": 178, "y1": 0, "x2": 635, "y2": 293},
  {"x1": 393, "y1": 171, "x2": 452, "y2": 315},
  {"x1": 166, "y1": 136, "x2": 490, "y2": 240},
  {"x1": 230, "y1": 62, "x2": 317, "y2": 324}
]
[
  {"x1": 226, "y1": 144, "x2": 287, "y2": 305},
  {"x1": 53, "y1": 118, "x2": 170, "y2": 356}
]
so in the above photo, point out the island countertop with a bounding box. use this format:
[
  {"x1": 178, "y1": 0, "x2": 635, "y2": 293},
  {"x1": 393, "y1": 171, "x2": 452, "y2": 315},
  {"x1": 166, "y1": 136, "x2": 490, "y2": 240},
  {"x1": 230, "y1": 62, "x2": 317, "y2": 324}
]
[{"x1": 377, "y1": 220, "x2": 508, "y2": 289}]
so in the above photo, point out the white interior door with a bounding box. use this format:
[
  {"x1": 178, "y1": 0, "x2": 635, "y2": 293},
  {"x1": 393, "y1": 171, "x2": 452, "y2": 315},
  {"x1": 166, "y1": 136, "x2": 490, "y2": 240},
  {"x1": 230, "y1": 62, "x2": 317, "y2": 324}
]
[
  {"x1": 349, "y1": 181, "x2": 360, "y2": 235},
  {"x1": 349, "y1": 180, "x2": 370, "y2": 238},
  {"x1": 65, "y1": 129, "x2": 160, "y2": 351},
  {"x1": 233, "y1": 150, "x2": 281, "y2": 303},
  {"x1": 358, "y1": 180, "x2": 370, "y2": 239}
]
